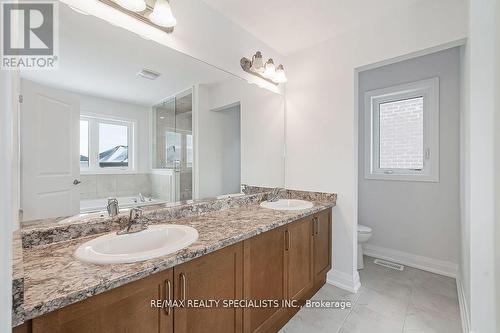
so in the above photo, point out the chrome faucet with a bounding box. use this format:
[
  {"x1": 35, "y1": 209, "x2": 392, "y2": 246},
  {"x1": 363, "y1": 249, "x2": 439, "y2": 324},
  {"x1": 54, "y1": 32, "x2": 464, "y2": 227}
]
[
  {"x1": 138, "y1": 193, "x2": 145, "y2": 203},
  {"x1": 107, "y1": 198, "x2": 119, "y2": 217},
  {"x1": 117, "y1": 207, "x2": 150, "y2": 235},
  {"x1": 267, "y1": 188, "x2": 282, "y2": 202}
]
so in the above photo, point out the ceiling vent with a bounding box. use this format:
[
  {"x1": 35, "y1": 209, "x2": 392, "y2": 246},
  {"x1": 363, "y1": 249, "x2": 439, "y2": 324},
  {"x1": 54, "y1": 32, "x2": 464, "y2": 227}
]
[{"x1": 137, "y1": 68, "x2": 161, "y2": 80}]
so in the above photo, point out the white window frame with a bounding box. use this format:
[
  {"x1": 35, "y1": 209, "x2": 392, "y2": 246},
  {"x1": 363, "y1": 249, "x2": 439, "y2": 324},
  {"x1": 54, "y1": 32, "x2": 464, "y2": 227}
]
[
  {"x1": 80, "y1": 114, "x2": 136, "y2": 174},
  {"x1": 364, "y1": 77, "x2": 439, "y2": 182}
]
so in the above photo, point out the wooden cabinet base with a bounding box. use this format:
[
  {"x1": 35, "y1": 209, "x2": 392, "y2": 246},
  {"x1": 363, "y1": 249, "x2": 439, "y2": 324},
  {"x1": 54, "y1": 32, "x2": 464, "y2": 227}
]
[
  {"x1": 13, "y1": 321, "x2": 32, "y2": 333},
  {"x1": 32, "y1": 269, "x2": 173, "y2": 333}
]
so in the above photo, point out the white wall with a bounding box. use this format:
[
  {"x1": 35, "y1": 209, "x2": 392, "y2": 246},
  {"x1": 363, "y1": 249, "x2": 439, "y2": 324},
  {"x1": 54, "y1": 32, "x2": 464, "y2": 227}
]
[
  {"x1": 285, "y1": 0, "x2": 467, "y2": 291},
  {"x1": 196, "y1": 78, "x2": 284, "y2": 198},
  {"x1": 459, "y1": 40, "x2": 471, "y2": 329},
  {"x1": 496, "y1": 0, "x2": 500, "y2": 327},
  {"x1": 358, "y1": 48, "x2": 461, "y2": 275},
  {"x1": 462, "y1": 0, "x2": 498, "y2": 331},
  {"x1": 0, "y1": 70, "x2": 17, "y2": 330}
]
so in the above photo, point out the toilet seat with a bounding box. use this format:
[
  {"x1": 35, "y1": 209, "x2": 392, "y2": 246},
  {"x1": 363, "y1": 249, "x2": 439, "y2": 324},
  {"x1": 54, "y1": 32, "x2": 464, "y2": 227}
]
[{"x1": 358, "y1": 225, "x2": 372, "y2": 234}]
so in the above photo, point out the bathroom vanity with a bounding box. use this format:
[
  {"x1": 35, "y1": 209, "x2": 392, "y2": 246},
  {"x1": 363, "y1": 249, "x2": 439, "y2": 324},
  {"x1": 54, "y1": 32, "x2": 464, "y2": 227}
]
[
  {"x1": 12, "y1": 191, "x2": 335, "y2": 333},
  {"x1": 11, "y1": 2, "x2": 334, "y2": 332}
]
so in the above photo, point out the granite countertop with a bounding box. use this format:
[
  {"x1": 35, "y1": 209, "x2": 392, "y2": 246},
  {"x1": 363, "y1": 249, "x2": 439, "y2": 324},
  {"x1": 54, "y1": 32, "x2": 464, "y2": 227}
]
[
  {"x1": 21, "y1": 199, "x2": 335, "y2": 321},
  {"x1": 12, "y1": 231, "x2": 25, "y2": 326}
]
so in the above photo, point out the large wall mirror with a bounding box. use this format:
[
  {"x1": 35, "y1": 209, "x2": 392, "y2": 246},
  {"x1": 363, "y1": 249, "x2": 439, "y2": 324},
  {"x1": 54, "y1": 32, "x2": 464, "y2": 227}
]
[{"x1": 19, "y1": 3, "x2": 284, "y2": 222}]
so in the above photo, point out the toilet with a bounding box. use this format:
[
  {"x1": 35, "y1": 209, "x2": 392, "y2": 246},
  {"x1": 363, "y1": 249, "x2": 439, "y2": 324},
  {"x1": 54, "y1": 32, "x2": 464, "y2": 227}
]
[{"x1": 357, "y1": 224, "x2": 372, "y2": 269}]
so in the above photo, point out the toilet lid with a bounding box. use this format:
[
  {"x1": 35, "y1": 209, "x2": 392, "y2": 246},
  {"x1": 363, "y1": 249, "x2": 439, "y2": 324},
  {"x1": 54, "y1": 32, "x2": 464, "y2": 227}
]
[{"x1": 358, "y1": 225, "x2": 372, "y2": 233}]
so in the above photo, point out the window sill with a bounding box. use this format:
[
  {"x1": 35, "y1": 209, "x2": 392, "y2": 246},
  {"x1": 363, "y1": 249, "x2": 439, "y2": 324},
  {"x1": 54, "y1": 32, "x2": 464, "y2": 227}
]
[
  {"x1": 364, "y1": 172, "x2": 439, "y2": 182},
  {"x1": 80, "y1": 169, "x2": 138, "y2": 175}
]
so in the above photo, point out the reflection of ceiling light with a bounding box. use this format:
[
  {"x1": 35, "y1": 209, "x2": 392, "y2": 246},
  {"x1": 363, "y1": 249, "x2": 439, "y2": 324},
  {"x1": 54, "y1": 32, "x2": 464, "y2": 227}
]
[
  {"x1": 137, "y1": 68, "x2": 161, "y2": 80},
  {"x1": 160, "y1": 116, "x2": 165, "y2": 119},
  {"x1": 115, "y1": 0, "x2": 146, "y2": 12},
  {"x1": 274, "y1": 65, "x2": 287, "y2": 83},
  {"x1": 149, "y1": 0, "x2": 177, "y2": 28}
]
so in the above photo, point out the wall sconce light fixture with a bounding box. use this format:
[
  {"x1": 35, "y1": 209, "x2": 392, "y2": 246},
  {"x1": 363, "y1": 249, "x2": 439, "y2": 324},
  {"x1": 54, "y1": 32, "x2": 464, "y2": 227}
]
[
  {"x1": 97, "y1": 0, "x2": 176, "y2": 33},
  {"x1": 241, "y1": 51, "x2": 287, "y2": 85}
]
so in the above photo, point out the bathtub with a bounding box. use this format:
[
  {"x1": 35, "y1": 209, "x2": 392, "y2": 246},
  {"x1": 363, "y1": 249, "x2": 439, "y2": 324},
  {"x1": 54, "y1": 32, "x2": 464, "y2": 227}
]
[{"x1": 80, "y1": 196, "x2": 167, "y2": 213}]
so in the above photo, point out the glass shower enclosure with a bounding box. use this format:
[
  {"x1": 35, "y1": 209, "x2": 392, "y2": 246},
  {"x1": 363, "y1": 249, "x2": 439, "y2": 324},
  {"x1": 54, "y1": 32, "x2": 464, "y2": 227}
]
[{"x1": 152, "y1": 89, "x2": 193, "y2": 202}]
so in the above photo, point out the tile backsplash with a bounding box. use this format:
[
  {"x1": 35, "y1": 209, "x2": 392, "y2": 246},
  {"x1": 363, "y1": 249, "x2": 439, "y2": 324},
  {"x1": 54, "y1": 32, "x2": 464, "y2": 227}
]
[{"x1": 80, "y1": 174, "x2": 152, "y2": 200}]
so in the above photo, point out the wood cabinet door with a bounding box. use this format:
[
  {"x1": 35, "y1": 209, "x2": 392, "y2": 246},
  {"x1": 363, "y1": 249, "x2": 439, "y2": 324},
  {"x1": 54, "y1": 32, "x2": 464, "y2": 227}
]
[
  {"x1": 286, "y1": 217, "x2": 314, "y2": 301},
  {"x1": 32, "y1": 269, "x2": 173, "y2": 333},
  {"x1": 243, "y1": 226, "x2": 287, "y2": 333},
  {"x1": 173, "y1": 243, "x2": 243, "y2": 333},
  {"x1": 314, "y1": 209, "x2": 332, "y2": 284}
]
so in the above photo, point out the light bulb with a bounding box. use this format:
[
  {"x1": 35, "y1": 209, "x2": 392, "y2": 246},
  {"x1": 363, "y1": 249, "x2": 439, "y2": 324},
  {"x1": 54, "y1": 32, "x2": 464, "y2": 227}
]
[
  {"x1": 251, "y1": 51, "x2": 264, "y2": 73},
  {"x1": 149, "y1": 0, "x2": 177, "y2": 28},
  {"x1": 263, "y1": 59, "x2": 275, "y2": 78},
  {"x1": 274, "y1": 64, "x2": 287, "y2": 83},
  {"x1": 115, "y1": 0, "x2": 146, "y2": 12}
]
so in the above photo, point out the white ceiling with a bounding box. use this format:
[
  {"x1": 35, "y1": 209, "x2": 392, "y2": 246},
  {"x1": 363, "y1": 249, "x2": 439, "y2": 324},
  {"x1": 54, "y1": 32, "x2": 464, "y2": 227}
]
[
  {"x1": 202, "y1": 0, "x2": 422, "y2": 55},
  {"x1": 21, "y1": 3, "x2": 235, "y2": 106}
]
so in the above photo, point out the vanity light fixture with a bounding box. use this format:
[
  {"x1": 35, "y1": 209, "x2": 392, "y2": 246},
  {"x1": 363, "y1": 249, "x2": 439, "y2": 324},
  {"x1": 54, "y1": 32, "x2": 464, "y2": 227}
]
[
  {"x1": 97, "y1": 0, "x2": 176, "y2": 33},
  {"x1": 149, "y1": 0, "x2": 177, "y2": 27},
  {"x1": 240, "y1": 52, "x2": 287, "y2": 85},
  {"x1": 274, "y1": 64, "x2": 287, "y2": 83},
  {"x1": 250, "y1": 51, "x2": 264, "y2": 73},
  {"x1": 115, "y1": 0, "x2": 146, "y2": 12},
  {"x1": 263, "y1": 59, "x2": 276, "y2": 78}
]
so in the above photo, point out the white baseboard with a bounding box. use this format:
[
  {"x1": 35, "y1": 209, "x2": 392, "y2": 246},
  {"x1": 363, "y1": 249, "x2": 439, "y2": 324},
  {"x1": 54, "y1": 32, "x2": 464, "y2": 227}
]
[
  {"x1": 363, "y1": 244, "x2": 458, "y2": 278},
  {"x1": 326, "y1": 269, "x2": 361, "y2": 293},
  {"x1": 456, "y1": 276, "x2": 471, "y2": 333}
]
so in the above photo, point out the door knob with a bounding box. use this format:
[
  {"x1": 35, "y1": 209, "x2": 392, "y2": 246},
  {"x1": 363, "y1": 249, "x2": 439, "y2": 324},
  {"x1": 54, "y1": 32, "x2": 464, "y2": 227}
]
[{"x1": 73, "y1": 179, "x2": 82, "y2": 185}]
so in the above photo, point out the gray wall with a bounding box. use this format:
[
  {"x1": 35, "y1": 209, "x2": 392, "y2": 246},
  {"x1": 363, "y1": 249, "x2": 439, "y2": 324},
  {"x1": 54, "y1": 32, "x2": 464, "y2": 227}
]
[{"x1": 358, "y1": 47, "x2": 461, "y2": 264}]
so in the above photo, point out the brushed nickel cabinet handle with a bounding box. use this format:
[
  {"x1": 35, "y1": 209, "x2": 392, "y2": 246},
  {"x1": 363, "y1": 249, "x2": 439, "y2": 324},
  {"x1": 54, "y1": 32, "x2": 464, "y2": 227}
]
[
  {"x1": 180, "y1": 273, "x2": 187, "y2": 301},
  {"x1": 316, "y1": 217, "x2": 320, "y2": 235},
  {"x1": 165, "y1": 279, "x2": 172, "y2": 315},
  {"x1": 285, "y1": 230, "x2": 290, "y2": 251}
]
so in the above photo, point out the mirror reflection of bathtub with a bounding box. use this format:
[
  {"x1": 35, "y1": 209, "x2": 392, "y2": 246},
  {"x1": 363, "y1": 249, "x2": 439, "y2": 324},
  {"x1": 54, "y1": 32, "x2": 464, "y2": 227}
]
[{"x1": 80, "y1": 196, "x2": 167, "y2": 213}]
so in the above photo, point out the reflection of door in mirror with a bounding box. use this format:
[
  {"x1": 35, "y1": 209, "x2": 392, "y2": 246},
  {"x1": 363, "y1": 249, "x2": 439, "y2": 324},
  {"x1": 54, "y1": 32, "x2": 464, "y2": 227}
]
[{"x1": 153, "y1": 89, "x2": 193, "y2": 201}]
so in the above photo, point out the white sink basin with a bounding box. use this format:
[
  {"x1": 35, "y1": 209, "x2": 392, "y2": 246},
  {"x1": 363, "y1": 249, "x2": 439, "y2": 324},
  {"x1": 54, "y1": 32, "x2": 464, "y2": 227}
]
[
  {"x1": 260, "y1": 199, "x2": 314, "y2": 211},
  {"x1": 75, "y1": 225, "x2": 198, "y2": 264}
]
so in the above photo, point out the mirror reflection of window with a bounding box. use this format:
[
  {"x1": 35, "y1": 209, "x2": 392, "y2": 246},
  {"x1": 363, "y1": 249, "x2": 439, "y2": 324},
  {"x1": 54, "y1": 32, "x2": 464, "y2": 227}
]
[
  {"x1": 80, "y1": 116, "x2": 134, "y2": 172},
  {"x1": 80, "y1": 120, "x2": 89, "y2": 168},
  {"x1": 98, "y1": 122, "x2": 129, "y2": 168}
]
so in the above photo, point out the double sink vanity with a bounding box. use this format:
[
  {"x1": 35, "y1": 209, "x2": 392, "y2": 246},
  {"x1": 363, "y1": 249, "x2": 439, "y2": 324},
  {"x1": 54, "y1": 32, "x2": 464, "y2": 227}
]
[
  {"x1": 13, "y1": 190, "x2": 336, "y2": 333},
  {"x1": 12, "y1": 3, "x2": 335, "y2": 332}
]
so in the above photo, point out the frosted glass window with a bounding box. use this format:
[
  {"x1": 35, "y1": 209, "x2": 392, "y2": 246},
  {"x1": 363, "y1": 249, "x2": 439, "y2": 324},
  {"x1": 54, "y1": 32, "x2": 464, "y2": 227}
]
[
  {"x1": 364, "y1": 78, "x2": 439, "y2": 182},
  {"x1": 379, "y1": 97, "x2": 424, "y2": 169}
]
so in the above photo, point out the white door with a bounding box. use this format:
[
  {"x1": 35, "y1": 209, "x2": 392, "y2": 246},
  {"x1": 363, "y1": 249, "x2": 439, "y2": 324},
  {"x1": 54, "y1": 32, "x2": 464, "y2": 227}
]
[{"x1": 21, "y1": 80, "x2": 80, "y2": 221}]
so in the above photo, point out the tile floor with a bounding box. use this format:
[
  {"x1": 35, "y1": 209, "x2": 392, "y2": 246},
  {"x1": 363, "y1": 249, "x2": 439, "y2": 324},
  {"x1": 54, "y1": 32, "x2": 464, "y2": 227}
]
[{"x1": 280, "y1": 256, "x2": 462, "y2": 333}]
